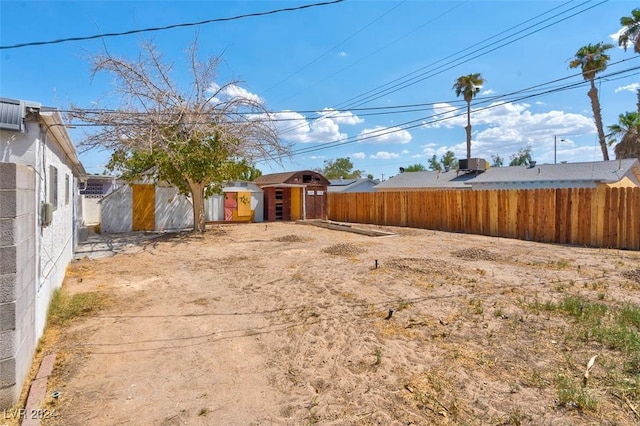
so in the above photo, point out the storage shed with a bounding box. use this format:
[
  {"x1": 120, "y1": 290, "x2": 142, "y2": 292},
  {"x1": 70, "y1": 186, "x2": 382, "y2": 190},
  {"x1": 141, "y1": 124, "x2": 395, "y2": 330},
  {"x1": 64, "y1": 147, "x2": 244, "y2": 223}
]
[
  {"x1": 100, "y1": 183, "x2": 193, "y2": 233},
  {"x1": 253, "y1": 170, "x2": 329, "y2": 221},
  {"x1": 205, "y1": 181, "x2": 264, "y2": 223}
]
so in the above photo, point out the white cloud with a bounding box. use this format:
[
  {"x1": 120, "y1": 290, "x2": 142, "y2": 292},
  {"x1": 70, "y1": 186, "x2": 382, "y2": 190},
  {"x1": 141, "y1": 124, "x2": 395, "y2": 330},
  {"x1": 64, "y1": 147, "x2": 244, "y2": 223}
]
[
  {"x1": 309, "y1": 155, "x2": 326, "y2": 160},
  {"x1": 351, "y1": 152, "x2": 366, "y2": 159},
  {"x1": 207, "y1": 82, "x2": 263, "y2": 104},
  {"x1": 615, "y1": 83, "x2": 640, "y2": 93},
  {"x1": 370, "y1": 151, "x2": 400, "y2": 159},
  {"x1": 421, "y1": 100, "x2": 599, "y2": 162},
  {"x1": 481, "y1": 89, "x2": 495, "y2": 95},
  {"x1": 422, "y1": 103, "x2": 460, "y2": 128},
  {"x1": 339, "y1": 51, "x2": 348, "y2": 57},
  {"x1": 267, "y1": 110, "x2": 347, "y2": 143},
  {"x1": 358, "y1": 125, "x2": 412, "y2": 144},
  {"x1": 610, "y1": 28, "x2": 625, "y2": 47},
  {"x1": 319, "y1": 108, "x2": 364, "y2": 125}
]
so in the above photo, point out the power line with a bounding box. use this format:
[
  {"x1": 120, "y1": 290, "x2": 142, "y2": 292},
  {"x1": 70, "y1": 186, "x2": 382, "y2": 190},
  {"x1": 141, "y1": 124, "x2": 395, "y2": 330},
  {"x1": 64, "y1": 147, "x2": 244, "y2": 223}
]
[
  {"x1": 271, "y1": 0, "x2": 469, "y2": 105},
  {"x1": 289, "y1": 64, "x2": 640, "y2": 157},
  {"x1": 274, "y1": 0, "x2": 605, "y2": 139},
  {"x1": 261, "y1": 0, "x2": 407, "y2": 97},
  {"x1": 61, "y1": 58, "x2": 639, "y2": 131},
  {"x1": 0, "y1": 0, "x2": 345, "y2": 50}
]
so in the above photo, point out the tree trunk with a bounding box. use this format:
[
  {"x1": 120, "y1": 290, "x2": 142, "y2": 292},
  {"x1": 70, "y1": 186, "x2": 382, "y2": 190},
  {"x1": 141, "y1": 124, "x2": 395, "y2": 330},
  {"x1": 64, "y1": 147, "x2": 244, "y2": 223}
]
[
  {"x1": 637, "y1": 88, "x2": 640, "y2": 116},
  {"x1": 187, "y1": 180, "x2": 206, "y2": 232},
  {"x1": 465, "y1": 100, "x2": 472, "y2": 162},
  {"x1": 588, "y1": 80, "x2": 609, "y2": 161}
]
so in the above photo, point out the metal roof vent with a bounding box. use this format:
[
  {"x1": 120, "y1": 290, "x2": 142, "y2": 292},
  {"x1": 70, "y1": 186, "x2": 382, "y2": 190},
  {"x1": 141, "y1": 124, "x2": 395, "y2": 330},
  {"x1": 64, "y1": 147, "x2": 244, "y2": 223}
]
[{"x1": 0, "y1": 98, "x2": 24, "y2": 132}]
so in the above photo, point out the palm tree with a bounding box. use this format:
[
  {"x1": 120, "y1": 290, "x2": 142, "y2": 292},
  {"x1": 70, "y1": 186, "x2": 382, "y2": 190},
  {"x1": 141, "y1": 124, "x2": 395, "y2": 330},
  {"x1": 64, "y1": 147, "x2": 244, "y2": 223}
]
[
  {"x1": 453, "y1": 73, "x2": 484, "y2": 162},
  {"x1": 569, "y1": 42, "x2": 614, "y2": 161},
  {"x1": 618, "y1": 8, "x2": 640, "y2": 114},
  {"x1": 607, "y1": 111, "x2": 640, "y2": 159}
]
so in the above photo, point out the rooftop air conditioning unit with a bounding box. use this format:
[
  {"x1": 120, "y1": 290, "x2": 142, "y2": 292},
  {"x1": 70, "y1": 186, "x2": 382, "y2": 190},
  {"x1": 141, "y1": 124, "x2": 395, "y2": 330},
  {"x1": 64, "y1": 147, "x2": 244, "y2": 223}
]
[{"x1": 458, "y1": 158, "x2": 487, "y2": 172}]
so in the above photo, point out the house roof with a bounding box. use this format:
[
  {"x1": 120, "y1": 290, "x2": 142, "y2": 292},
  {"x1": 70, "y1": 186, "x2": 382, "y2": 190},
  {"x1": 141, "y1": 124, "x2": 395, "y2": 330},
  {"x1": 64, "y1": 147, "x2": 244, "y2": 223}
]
[
  {"x1": 329, "y1": 178, "x2": 359, "y2": 186},
  {"x1": 467, "y1": 159, "x2": 640, "y2": 185},
  {"x1": 375, "y1": 170, "x2": 477, "y2": 190},
  {"x1": 328, "y1": 178, "x2": 377, "y2": 192}
]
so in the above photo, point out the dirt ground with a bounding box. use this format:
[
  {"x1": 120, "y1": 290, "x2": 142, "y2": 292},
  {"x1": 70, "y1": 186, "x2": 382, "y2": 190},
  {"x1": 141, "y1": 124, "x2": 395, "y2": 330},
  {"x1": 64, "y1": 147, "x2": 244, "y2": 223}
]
[{"x1": 30, "y1": 222, "x2": 640, "y2": 425}]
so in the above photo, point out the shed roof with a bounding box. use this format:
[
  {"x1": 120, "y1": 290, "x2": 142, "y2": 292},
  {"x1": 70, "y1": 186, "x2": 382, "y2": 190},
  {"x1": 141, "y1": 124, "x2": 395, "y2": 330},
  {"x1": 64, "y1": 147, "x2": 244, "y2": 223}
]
[
  {"x1": 467, "y1": 159, "x2": 640, "y2": 185},
  {"x1": 375, "y1": 170, "x2": 476, "y2": 190},
  {"x1": 253, "y1": 170, "x2": 329, "y2": 186}
]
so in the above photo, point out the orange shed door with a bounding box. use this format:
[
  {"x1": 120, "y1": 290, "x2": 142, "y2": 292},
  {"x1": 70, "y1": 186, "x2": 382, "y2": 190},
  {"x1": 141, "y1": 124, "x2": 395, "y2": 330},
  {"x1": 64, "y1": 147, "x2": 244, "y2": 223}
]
[{"x1": 132, "y1": 184, "x2": 155, "y2": 231}]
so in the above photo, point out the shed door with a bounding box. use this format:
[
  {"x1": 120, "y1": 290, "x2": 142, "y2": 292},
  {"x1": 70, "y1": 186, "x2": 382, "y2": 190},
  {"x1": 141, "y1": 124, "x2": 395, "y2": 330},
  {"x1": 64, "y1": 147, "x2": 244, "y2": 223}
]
[
  {"x1": 132, "y1": 184, "x2": 155, "y2": 231},
  {"x1": 305, "y1": 187, "x2": 326, "y2": 219}
]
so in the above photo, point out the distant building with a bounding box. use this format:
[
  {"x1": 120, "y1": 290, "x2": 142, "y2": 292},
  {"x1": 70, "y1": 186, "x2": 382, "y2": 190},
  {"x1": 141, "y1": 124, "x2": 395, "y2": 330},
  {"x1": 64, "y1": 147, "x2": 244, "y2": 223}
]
[
  {"x1": 80, "y1": 175, "x2": 120, "y2": 225},
  {"x1": 374, "y1": 170, "x2": 475, "y2": 191},
  {"x1": 466, "y1": 159, "x2": 640, "y2": 190},
  {"x1": 328, "y1": 177, "x2": 378, "y2": 193}
]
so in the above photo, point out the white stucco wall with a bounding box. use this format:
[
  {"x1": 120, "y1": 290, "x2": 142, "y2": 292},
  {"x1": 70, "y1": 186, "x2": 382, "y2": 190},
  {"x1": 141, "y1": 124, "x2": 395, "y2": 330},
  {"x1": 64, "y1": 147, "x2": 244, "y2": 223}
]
[
  {"x1": 35, "y1": 133, "x2": 75, "y2": 335},
  {"x1": 100, "y1": 186, "x2": 133, "y2": 233},
  {"x1": 155, "y1": 187, "x2": 193, "y2": 231},
  {"x1": 82, "y1": 198, "x2": 102, "y2": 225},
  {"x1": 0, "y1": 118, "x2": 80, "y2": 407},
  {"x1": 1, "y1": 120, "x2": 76, "y2": 332}
]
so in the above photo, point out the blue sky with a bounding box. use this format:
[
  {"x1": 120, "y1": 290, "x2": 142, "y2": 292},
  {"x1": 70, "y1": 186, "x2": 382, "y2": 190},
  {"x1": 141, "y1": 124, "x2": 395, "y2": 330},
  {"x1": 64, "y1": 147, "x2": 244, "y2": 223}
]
[{"x1": 1, "y1": 0, "x2": 639, "y2": 180}]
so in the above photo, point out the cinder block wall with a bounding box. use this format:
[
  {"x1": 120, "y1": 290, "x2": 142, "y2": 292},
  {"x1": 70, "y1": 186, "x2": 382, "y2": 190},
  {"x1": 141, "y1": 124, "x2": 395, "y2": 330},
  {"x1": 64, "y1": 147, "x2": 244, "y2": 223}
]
[{"x1": 0, "y1": 163, "x2": 36, "y2": 409}]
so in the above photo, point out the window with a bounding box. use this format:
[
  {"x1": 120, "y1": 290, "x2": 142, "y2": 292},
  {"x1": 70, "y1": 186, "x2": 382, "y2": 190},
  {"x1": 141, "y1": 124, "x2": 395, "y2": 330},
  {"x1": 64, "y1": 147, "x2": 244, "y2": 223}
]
[
  {"x1": 65, "y1": 174, "x2": 70, "y2": 205},
  {"x1": 49, "y1": 165, "x2": 58, "y2": 210}
]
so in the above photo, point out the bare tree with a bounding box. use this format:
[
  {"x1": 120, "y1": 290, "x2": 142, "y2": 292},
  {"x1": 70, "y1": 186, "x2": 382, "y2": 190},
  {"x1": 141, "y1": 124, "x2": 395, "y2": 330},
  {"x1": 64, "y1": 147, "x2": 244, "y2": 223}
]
[{"x1": 70, "y1": 39, "x2": 290, "y2": 232}]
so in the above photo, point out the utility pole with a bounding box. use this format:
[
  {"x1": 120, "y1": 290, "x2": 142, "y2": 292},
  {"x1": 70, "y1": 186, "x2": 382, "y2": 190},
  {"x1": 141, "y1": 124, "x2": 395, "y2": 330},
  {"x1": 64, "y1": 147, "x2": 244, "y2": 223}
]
[
  {"x1": 554, "y1": 135, "x2": 565, "y2": 164},
  {"x1": 380, "y1": 173, "x2": 385, "y2": 182}
]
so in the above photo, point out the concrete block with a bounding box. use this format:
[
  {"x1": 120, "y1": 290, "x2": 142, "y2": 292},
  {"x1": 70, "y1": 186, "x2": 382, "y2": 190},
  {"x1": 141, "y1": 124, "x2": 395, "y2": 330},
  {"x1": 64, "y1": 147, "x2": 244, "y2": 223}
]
[
  {"x1": 0, "y1": 246, "x2": 16, "y2": 274},
  {"x1": 0, "y1": 330, "x2": 15, "y2": 359},
  {"x1": 0, "y1": 273, "x2": 16, "y2": 304},
  {"x1": 15, "y1": 165, "x2": 35, "y2": 191},
  {"x1": 0, "y1": 218, "x2": 16, "y2": 246},
  {"x1": 0, "y1": 215, "x2": 32, "y2": 248},
  {"x1": 0, "y1": 302, "x2": 15, "y2": 331},
  {"x1": 0, "y1": 163, "x2": 16, "y2": 190},
  {"x1": 0, "y1": 385, "x2": 18, "y2": 411},
  {"x1": 0, "y1": 190, "x2": 16, "y2": 218},
  {"x1": 15, "y1": 237, "x2": 31, "y2": 272},
  {"x1": 0, "y1": 357, "x2": 16, "y2": 388}
]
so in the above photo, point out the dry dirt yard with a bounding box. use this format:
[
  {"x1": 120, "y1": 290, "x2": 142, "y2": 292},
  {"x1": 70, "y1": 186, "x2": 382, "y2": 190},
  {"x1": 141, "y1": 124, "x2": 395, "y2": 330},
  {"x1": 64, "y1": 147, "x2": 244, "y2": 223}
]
[{"x1": 29, "y1": 222, "x2": 640, "y2": 425}]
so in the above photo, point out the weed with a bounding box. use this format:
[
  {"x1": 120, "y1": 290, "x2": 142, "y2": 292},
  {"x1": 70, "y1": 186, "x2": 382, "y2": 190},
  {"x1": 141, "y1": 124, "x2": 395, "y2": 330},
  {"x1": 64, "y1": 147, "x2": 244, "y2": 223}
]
[
  {"x1": 199, "y1": 408, "x2": 208, "y2": 416},
  {"x1": 397, "y1": 299, "x2": 414, "y2": 311},
  {"x1": 47, "y1": 289, "x2": 111, "y2": 326},
  {"x1": 373, "y1": 348, "x2": 382, "y2": 366},
  {"x1": 502, "y1": 409, "x2": 531, "y2": 425},
  {"x1": 555, "y1": 259, "x2": 570, "y2": 269},
  {"x1": 494, "y1": 307, "x2": 505, "y2": 318},
  {"x1": 555, "y1": 374, "x2": 598, "y2": 411},
  {"x1": 468, "y1": 298, "x2": 484, "y2": 315}
]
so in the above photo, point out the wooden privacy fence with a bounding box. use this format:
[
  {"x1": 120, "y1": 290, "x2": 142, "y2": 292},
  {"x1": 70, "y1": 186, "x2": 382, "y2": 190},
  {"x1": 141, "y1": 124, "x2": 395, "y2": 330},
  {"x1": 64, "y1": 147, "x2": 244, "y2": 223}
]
[{"x1": 327, "y1": 187, "x2": 640, "y2": 250}]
